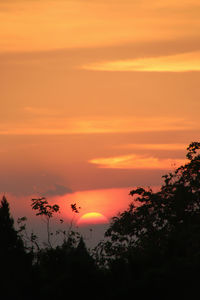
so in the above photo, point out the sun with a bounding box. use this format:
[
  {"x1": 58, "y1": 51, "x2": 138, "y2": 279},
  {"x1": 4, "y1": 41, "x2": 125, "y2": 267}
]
[{"x1": 77, "y1": 212, "x2": 108, "y2": 226}]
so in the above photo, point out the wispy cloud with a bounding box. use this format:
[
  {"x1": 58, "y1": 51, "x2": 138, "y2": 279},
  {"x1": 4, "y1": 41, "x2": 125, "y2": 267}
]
[
  {"x1": 116, "y1": 143, "x2": 187, "y2": 151},
  {"x1": 89, "y1": 154, "x2": 186, "y2": 170},
  {"x1": 43, "y1": 184, "x2": 73, "y2": 197},
  {"x1": 82, "y1": 51, "x2": 200, "y2": 72},
  {"x1": 1, "y1": 0, "x2": 200, "y2": 52},
  {"x1": 0, "y1": 116, "x2": 195, "y2": 135}
]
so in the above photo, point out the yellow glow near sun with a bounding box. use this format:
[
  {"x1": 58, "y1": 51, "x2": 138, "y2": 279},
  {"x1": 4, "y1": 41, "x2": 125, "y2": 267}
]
[{"x1": 77, "y1": 212, "x2": 108, "y2": 226}]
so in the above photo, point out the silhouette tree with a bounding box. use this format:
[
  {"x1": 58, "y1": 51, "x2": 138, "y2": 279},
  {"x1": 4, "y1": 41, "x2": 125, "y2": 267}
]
[
  {"x1": 0, "y1": 195, "x2": 27, "y2": 258},
  {"x1": 31, "y1": 197, "x2": 60, "y2": 247},
  {"x1": 34, "y1": 233, "x2": 102, "y2": 300},
  {"x1": 30, "y1": 197, "x2": 102, "y2": 299},
  {"x1": 95, "y1": 142, "x2": 200, "y2": 299},
  {"x1": 0, "y1": 196, "x2": 32, "y2": 299}
]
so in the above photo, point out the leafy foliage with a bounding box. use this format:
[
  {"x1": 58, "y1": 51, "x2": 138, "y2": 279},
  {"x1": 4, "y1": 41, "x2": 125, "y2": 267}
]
[
  {"x1": 31, "y1": 197, "x2": 60, "y2": 217},
  {"x1": 31, "y1": 197, "x2": 60, "y2": 248},
  {"x1": 94, "y1": 142, "x2": 200, "y2": 299},
  {"x1": 71, "y1": 203, "x2": 81, "y2": 213}
]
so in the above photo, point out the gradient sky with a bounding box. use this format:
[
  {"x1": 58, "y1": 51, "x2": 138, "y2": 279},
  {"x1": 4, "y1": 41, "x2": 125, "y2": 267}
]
[{"x1": 1, "y1": 0, "x2": 200, "y2": 227}]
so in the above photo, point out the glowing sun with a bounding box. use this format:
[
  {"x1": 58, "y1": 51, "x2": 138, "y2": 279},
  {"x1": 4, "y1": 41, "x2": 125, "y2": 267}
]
[{"x1": 77, "y1": 212, "x2": 108, "y2": 226}]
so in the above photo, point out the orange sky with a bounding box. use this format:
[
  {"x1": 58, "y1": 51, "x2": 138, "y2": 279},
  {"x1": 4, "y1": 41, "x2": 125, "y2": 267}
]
[{"x1": 0, "y1": 0, "x2": 200, "y2": 224}]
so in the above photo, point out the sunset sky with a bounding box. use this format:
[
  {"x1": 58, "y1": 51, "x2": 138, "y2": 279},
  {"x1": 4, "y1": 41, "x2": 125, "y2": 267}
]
[{"x1": 1, "y1": 0, "x2": 200, "y2": 230}]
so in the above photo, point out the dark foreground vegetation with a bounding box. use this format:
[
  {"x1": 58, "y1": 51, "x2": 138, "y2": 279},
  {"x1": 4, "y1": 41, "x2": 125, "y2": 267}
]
[{"x1": 1, "y1": 142, "x2": 200, "y2": 300}]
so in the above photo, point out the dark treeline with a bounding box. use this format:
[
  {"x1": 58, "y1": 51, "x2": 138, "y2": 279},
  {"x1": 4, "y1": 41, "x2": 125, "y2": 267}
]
[{"x1": 1, "y1": 142, "x2": 200, "y2": 300}]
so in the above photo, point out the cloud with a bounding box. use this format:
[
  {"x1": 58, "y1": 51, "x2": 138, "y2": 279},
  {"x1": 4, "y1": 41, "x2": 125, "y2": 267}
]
[
  {"x1": 89, "y1": 154, "x2": 187, "y2": 170},
  {"x1": 0, "y1": 116, "x2": 195, "y2": 135},
  {"x1": 1, "y1": 37, "x2": 200, "y2": 67},
  {"x1": 0, "y1": 171, "x2": 67, "y2": 197},
  {"x1": 81, "y1": 51, "x2": 200, "y2": 72},
  {"x1": 1, "y1": 0, "x2": 200, "y2": 52},
  {"x1": 116, "y1": 143, "x2": 187, "y2": 151},
  {"x1": 43, "y1": 184, "x2": 73, "y2": 197}
]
